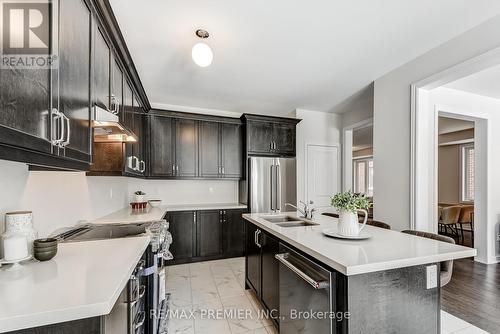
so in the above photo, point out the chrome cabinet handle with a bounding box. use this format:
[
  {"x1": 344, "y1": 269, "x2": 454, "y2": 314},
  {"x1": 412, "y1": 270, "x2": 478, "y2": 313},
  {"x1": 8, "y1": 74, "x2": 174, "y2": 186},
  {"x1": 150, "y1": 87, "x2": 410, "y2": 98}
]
[
  {"x1": 270, "y1": 141, "x2": 273, "y2": 150},
  {"x1": 276, "y1": 164, "x2": 281, "y2": 211},
  {"x1": 62, "y1": 113, "x2": 70, "y2": 146},
  {"x1": 139, "y1": 160, "x2": 145, "y2": 173},
  {"x1": 255, "y1": 230, "x2": 261, "y2": 248},
  {"x1": 51, "y1": 109, "x2": 65, "y2": 146},
  {"x1": 193, "y1": 212, "x2": 196, "y2": 223},
  {"x1": 172, "y1": 164, "x2": 175, "y2": 174},
  {"x1": 221, "y1": 167, "x2": 225, "y2": 175},
  {"x1": 134, "y1": 311, "x2": 146, "y2": 329},
  {"x1": 270, "y1": 165, "x2": 275, "y2": 211},
  {"x1": 275, "y1": 253, "x2": 329, "y2": 290},
  {"x1": 176, "y1": 165, "x2": 179, "y2": 173}
]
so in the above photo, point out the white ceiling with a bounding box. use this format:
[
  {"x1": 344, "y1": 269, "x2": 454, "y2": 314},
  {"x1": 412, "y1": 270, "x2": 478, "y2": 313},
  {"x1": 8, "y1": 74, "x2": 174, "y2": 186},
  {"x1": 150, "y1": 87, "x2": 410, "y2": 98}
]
[
  {"x1": 445, "y1": 64, "x2": 500, "y2": 100},
  {"x1": 438, "y1": 117, "x2": 474, "y2": 135},
  {"x1": 109, "y1": 0, "x2": 500, "y2": 116},
  {"x1": 353, "y1": 125, "x2": 373, "y2": 151}
]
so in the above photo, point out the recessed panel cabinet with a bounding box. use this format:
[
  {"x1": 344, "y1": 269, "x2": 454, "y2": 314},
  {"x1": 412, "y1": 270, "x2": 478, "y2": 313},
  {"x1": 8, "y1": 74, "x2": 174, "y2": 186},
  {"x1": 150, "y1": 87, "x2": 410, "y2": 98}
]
[
  {"x1": 148, "y1": 114, "x2": 242, "y2": 179},
  {"x1": 166, "y1": 209, "x2": 246, "y2": 265},
  {"x1": 242, "y1": 114, "x2": 300, "y2": 157}
]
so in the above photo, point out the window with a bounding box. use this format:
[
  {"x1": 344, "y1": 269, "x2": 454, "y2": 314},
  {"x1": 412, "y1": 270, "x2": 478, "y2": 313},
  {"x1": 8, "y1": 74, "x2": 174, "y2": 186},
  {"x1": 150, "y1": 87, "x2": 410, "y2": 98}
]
[
  {"x1": 353, "y1": 157, "x2": 373, "y2": 197},
  {"x1": 461, "y1": 144, "x2": 475, "y2": 202}
]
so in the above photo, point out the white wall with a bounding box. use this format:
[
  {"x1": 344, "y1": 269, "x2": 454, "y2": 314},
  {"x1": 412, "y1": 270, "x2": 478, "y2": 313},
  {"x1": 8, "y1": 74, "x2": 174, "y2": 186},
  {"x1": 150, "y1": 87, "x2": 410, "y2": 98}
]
[
  {"x1": 0, "y1": 160, "x2": 238, "y2": 238},
  {"x1": 293, "y1": 109, "x2": 341, "y2": 205},
  {"x1": 339, "y1": 83, "x2": 374, "y2": 129},
  {"x1": 373, "y1": 14, "x2": 500, "y2": 232}
]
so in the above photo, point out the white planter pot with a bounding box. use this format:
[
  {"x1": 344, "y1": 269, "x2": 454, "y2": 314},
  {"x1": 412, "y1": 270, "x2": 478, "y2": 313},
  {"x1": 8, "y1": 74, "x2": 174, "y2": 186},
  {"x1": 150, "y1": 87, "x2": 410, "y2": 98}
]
[
  {"x1": 135, "y1": 195, "x2": 145, "y2": 203},
  {"x1": 337, "y1": 209, "x2": 368, "y2": 237}
]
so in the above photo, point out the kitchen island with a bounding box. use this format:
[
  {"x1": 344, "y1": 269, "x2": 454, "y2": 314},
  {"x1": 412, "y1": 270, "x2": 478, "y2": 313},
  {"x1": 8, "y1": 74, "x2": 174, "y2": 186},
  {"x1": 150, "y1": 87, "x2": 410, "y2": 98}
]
[{"x1": 243, "y1": 212, "x2": 476, "y2": 334}]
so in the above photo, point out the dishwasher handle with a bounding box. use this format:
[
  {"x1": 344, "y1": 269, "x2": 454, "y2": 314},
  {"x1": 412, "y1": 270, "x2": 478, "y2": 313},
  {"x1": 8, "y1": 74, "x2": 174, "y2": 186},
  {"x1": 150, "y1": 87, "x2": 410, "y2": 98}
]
[{"x1": 275, "y1": 253, "x2": 329, "y2": 290}]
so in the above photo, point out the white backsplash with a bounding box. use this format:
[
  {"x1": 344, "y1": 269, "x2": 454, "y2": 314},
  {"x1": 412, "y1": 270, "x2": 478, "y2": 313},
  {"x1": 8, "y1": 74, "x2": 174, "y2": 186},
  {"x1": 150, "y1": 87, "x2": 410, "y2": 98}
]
[{"x1": 0, "y1": 160, "x2": 239, "y2": 238}]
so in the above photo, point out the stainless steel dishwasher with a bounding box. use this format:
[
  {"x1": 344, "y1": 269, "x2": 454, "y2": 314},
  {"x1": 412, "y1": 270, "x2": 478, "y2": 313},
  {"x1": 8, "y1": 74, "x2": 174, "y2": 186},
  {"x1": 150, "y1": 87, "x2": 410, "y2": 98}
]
[{"x1": 275, "y1": 243, "x2": 334, "y2": 334}]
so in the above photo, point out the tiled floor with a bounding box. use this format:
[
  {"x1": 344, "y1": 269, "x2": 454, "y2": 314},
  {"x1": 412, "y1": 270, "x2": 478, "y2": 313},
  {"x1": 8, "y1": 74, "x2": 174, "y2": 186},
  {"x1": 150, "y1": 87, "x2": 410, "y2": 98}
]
[{"x1": 165, "y1": 257, "x2": 490, "y2": 334}]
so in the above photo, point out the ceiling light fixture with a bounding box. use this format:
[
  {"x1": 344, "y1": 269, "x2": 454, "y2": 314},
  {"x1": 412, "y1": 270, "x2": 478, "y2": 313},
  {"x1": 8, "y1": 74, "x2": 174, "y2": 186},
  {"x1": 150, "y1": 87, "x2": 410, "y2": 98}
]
[{"x1": 192, "y1": 29, "x2": 213, "y2": 67}]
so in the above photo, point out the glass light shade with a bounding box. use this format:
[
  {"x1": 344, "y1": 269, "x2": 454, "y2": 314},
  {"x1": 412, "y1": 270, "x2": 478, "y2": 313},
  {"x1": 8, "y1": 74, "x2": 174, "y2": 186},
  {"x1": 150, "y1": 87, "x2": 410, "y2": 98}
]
[{"x1": 191, "y1": 42, "x2": 213, "y2": 67}]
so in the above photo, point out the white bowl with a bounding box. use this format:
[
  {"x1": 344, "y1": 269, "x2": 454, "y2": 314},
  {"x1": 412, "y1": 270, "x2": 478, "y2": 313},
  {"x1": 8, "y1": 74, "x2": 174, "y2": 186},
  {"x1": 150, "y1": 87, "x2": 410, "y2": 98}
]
[{"x1": 148, "y1": 200, "x2": 162, "y2": 207}]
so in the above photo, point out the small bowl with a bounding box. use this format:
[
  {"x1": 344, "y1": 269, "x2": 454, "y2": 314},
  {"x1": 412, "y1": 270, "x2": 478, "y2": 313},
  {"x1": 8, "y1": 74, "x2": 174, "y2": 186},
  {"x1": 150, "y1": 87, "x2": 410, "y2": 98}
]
[
  {"x1": 148, "y1": 200, "x2": 162, "y2": 207},
  {"x1": 34, "y1": 248, "x2": 57, "y2": 261},
  {"x1": 34, "y1": 238, "x2": 58, "y2": 248},
  {"x1": 34, "y1": 245, "x2": 57, "y2": 252}
]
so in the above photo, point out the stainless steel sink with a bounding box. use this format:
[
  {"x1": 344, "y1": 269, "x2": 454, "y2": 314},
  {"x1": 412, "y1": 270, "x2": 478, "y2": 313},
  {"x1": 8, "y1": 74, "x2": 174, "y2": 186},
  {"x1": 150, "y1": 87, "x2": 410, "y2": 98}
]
[
  {"x1": 260, "y1": 215, "x2": 319, "y2": 227},
  {"x1": 263, "y1": 215, "x2": 303, "y2": 223}
]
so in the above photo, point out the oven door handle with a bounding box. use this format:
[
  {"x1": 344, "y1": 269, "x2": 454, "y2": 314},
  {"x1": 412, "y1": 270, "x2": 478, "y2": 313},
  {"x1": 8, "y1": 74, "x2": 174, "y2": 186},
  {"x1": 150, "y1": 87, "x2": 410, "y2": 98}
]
[
  {"x1": 130, "y1": 285, "x2": 146, "y2": 306},
  {"x1": 275, "y1": 253, "x2": 329, "y2": 290},
  {"x1": 134, "y1": 311, "x2": 146, "y2": 330}
]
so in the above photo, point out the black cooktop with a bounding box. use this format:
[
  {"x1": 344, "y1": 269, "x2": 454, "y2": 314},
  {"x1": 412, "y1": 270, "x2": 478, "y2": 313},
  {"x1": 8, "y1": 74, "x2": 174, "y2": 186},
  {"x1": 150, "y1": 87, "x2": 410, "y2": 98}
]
[{"x1": 57, "y1": 223, "x2": 149, "y2": 242}]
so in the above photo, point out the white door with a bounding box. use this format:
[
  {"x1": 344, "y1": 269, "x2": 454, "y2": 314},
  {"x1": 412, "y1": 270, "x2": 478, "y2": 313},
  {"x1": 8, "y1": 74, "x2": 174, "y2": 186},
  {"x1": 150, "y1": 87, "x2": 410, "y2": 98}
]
[{"x1": 306, "y1": 144, "x2": 340, "y2": 210}]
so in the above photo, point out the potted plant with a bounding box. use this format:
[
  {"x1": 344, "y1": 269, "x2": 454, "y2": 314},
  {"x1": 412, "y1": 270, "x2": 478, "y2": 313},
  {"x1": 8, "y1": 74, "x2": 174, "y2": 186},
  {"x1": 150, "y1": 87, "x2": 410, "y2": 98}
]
[
  {"x1": 134, "y1": 191, "x2": 146, "y2": 203},
  {"x1": 331, "y1": 191, "x2": 372, "y2": 236}
]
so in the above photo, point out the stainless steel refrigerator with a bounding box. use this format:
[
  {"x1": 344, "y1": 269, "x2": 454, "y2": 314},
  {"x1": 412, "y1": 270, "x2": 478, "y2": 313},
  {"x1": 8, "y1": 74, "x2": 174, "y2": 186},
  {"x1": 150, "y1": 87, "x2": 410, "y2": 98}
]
[{"x1": 248, "y1": 156, "x2": 296, "y2": 213}]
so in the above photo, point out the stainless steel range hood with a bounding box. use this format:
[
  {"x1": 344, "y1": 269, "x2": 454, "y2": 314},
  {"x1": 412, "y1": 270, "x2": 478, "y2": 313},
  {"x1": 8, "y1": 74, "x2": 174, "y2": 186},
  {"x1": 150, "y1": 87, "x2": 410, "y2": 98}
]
[{"x1": 92, "y1": 105, "x2": 137, "y2": 142}]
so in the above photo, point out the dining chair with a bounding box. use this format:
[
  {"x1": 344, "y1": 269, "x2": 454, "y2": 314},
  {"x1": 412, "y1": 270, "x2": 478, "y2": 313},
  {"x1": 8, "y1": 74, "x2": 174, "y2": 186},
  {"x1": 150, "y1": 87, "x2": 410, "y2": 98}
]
[
  {"x1": 366, "y1": 220, "x2": 391, "y2": 230},
  {"x1": 322, "y1": 212, "x2": 339, "y2": 218},
  {"x1": 457, "y1": 205, "x2": 474, "y2": 246},
  {"x1": 401, "y1": 230, "x2": 455, "y2": 286},
  {"x1": 438, "y1": 206, "x2": 462, "y2": 242}
]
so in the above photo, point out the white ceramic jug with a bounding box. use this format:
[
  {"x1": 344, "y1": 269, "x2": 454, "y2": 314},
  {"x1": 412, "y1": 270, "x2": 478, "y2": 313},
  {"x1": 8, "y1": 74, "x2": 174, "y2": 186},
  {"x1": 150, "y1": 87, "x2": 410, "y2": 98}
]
[{"x1": 338, "y1": 209, "x2": 368, "y2": 236}]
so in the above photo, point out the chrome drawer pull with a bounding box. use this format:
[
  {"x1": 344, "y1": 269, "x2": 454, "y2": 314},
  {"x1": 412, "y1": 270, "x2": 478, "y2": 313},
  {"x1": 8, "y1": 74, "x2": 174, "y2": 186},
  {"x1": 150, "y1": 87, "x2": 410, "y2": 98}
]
[{"x1": 275, "y1": 253, "x2": 329, "y2": 290}]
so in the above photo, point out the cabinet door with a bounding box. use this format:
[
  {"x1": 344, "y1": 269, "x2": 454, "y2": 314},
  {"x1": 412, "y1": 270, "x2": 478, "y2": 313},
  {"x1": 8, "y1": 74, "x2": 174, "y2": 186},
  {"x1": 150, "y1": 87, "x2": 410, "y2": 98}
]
[
  {"x1": 197, "y1": 210, "x2": 223, "y2": 257},
  {"x1": 274, "y1": 123, "x2": 295, "y2": 155},
  {"x1": 261, "y1": 232, "x2": 280, "y2": 315},
  {"x1": 0, "y1": 55, "x2": 51, "y2": 154},
  {"x1": 221, "y1": 123, "x2": 242, "y2": 178},
  {"x1": 167, "y1": 211, "x2": 196, "y2": 261},
  {"x1": 93, "y1": 27, "x2": 110, "y2": 111},
  {"x1": 149, "y1": 115, "x2": 175, "y2": 177},
  {"x1": 246, "y1": 222, "x2": 261, "y2": 296},
  {"x1": 59, "y1": 0, "x2": 92, "y2": 162},
  {"x1": 111, "y1": 58, "x2": 123, "y2": 121},
  {"x1": 122, "y1": 82, "x2": 135, "y2": 173},
  {"x1": 247, "y1": 121, "x2": 273, "y2": 154},
  {"x1": 223, "y1": 209, "x2": 246, "y2": 257},
  {"x1": 175, "y1": 118, "x2": 198, "y2": 177},
  {"x1": 199, "y1": 121, "x2": 220, "y2": 178}
]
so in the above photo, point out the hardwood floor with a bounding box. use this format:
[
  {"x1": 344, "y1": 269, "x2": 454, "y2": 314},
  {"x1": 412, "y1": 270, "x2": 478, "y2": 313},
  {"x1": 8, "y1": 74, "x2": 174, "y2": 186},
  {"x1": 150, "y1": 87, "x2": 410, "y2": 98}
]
[{"x1": 442, "y1": 258, "x2": 500, "y2": 333}]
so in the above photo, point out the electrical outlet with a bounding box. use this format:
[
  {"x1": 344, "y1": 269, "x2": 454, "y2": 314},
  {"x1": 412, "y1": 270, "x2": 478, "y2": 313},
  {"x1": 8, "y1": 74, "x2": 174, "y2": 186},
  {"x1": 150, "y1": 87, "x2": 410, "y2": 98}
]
[{"x1": 426, "y1": 265, "x2": 438, "y2": 289}]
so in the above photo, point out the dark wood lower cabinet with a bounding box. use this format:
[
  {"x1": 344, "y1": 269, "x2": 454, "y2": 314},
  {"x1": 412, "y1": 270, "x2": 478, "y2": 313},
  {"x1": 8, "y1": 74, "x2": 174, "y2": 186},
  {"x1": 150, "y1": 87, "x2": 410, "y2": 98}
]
[
  {"x1": 223, "y1": 209, "x2": 246, "y2": 257},
  {"x1": 167, "y1": 208, "x2": 247, "y2": 265},
  {"x1": 167, "y1": 211, "x2": 196, "y2": 262},
  {"x1": 245, "y1": 222, "x2": 280, "y2": 327},
  {"x1": 197, "y1": 210, "x2": 223, "y2": 257},
  {"x1": 261, "y1": 232, "x2": 279, "y2": 315},
  {"x1": 7, "y1": 317, "x2": 102, "y2": 334}
]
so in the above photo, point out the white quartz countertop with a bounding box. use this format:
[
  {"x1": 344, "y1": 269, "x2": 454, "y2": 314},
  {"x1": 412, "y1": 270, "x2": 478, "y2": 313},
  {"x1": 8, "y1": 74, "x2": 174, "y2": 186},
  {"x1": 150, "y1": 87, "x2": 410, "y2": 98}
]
[
  {"x1": 0, "y1": 236, "x2": 150, "y2": 332},
  {"x1": 91, "y1": 203, "x2": 247, "y2": 225},
  {"x1": 243, "y1": 212, "x2": 476, "y2": 276}
]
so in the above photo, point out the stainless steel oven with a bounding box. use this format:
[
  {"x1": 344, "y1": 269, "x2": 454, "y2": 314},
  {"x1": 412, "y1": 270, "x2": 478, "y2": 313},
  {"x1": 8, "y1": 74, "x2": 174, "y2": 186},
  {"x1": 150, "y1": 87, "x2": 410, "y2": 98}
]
[
  {"x1": 55, "y1": 220, "x2": 172, "y2": 334},
  {"x1": 276, "y1": 243, "x2": 334, "y2": 334}
]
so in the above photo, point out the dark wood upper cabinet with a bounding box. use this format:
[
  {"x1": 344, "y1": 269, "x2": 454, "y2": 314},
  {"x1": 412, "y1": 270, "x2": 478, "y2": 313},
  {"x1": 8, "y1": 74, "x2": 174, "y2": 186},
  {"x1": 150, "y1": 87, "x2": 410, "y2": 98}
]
[
  {"x1": 221, "y1": 123, "x2": 243, "y2": 178},
  {"x1": 197, "y1": 210, "x2": 223, "y2": 257},
  {"x1": 199, "y1": 121, "x2": 220, "y2": 178},
  {"x1": 175, "y1": 118, "x2": 198, "y2": 177},
  {"x1": 93, "y1": 27, "x2": 111, "y2": 111},
  {"x1": 223, "y1": 209, "x2": 246, "y2": 257},
  {"x1": 149, "y1": 115, "x2": 175, "y2": 177},
  {"x1": 58, "y1": 0, "x2": 92, "y2": 162},
  {"x1": 111, "y1": 58, "x2": 123, "y2": 121},
  {"x1": 242, "y1": 114, "x2": 301, "y2": 157}
]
